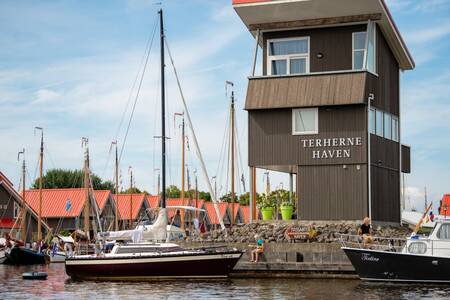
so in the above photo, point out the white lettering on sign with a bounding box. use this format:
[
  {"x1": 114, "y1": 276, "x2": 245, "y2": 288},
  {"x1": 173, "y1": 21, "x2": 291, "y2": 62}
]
[{"x1": 302, "y1": 137, "x2": 363, "y2": 159}]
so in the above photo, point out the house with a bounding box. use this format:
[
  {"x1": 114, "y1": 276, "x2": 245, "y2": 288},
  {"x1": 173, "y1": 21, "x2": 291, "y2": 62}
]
[
  {"x1": 25, "y1": 188, "x2": 117, "y2": 234},
  {"x1": 113, "y1": 193, "x2": 150, "y2": 230},
  {"x1": 240, "y1": 205, "x2": 259, "y2": 224},
  {"x1": 233, "y1": 0, "x2": 413, "y2": 224},
  {"x1": 204, "y1": 202, "x2": 232, "y2": 230},
  {"x1": 229, "y1": 203, "x2": 245, "y2": 224},
  {"x1": 0, "y1": 171, "x2": 50, "y2": 242}
]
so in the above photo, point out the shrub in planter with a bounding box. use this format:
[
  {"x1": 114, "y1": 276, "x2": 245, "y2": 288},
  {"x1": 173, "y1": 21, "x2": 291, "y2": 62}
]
[
  {"x1": 257, "y1": 193, "x2": 276, "y2": 220},
  {"x1": 280, "y1": 202, "x2": 294, "y2": 220}
]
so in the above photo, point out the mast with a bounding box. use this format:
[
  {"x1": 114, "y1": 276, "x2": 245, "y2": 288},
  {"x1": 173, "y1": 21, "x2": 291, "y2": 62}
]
[
  {"x1": 82, "y1": 137, "x2": 90, "y2": 240},
  {"x1": 18, "y1": 149, "x2": 27, "y2": 241},
  {"x1": 129, "y1": 166, "x2": 133, "y2": 229},
  {"x1": 159, "y1": 8, "x2": 166, "y2": 209},
  {"x1": 114, "y1": 141, "x2": 119, "y2": 231},
  {"x1": 35, "y1": 127, "x2": 44, "y2": 241},
  {"x1": 175, "y1": 112, "x2": 185, "y2": 229},
  {"x1": 227, "y1": 81, "x2": 236, "y2": 225}
]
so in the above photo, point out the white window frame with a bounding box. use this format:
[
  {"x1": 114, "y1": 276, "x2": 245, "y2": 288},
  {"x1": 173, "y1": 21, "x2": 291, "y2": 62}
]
[
  {"x1": 267, "y1": 37, "x2": 310, "y2": 76},
  {"x1": 292, "y1": 108, "x2": 318, "y2": 135},
  {"x1": 13, "y1": 201, "x2": 20, "y2": 219},
  {"x1": 352, "y1": 31, "x2": 366, "y2": 70},
  {"x1": 392, "y1": 116, "x2": 399, "y2": 142}
]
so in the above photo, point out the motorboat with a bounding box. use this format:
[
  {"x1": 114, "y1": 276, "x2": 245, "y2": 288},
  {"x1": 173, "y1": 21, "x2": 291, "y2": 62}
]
[{"x1": 341, "y1": 218, "x2": 450, "y2": 283}]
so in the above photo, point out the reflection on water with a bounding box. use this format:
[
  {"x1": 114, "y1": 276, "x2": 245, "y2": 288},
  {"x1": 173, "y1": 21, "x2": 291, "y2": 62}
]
[{"x1": 1, "y1": 264, "x2": 450, "y2": 299}]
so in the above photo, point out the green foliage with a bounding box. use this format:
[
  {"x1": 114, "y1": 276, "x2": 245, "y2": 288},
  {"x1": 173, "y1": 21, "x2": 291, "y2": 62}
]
[
  {"x1": 239, "y1": 192, "x2": 250, "y2": 205},
  {"x1": 257, "y1": 193, "x2": 276, "y2": 209},
  {"x1": 31, "y1": 168, "x2": 115, "y2": 191},
  {"x1": 165, "y1": 185, "x2": 181, "y2": 198},
  {"x1": 121, "y1": 187, "x2": 142, "y2": 194}
]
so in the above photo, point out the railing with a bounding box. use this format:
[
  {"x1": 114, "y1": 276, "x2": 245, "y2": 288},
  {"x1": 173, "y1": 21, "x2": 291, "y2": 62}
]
[{"x1": 338, "y1": 234, "x2": 407, "y2": 253}]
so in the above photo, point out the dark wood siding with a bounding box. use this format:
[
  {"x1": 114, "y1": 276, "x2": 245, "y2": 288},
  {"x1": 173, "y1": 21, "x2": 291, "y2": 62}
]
[
  {"x1": 245, "y1": 71, "x2": 368, "y2": 109},
  {"x1": 370, "y1": 135, "x2": 400, "y2": 170},
  {"x1": 262, "y1": 25, "x2": 367, "y2": 75},
  {"x1": 365, "y1": 28, "x2": 400, "y2": 115},
  {"x1": 249, "y1": 105, "x2": 367, "y2": 167},
  {"x1": 402, "y1": 144, "x2": 411, "y2": 173},
  {"x1": 371, "y1": 167, "x2": 400, "y2": 223},
  {"x1": 298, "y1": 164, "x2": 367, "y2": 220}
]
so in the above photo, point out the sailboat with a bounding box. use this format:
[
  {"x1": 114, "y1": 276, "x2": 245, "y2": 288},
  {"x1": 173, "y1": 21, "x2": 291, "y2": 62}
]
[
  {"x1": 65, "y1": 9, "x2": 243, "y2": 280},
  {"x1": 5, "y1": 128, "x2": 50, "y2": 265}
]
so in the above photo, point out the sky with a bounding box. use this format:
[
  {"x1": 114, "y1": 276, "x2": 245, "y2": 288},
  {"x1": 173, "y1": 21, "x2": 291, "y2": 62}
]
[{"x1": 0, "y1": 0, "x2": 449, "y2": 213}]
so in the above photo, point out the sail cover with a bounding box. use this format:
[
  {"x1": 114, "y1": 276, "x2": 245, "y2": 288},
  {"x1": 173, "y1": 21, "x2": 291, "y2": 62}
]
[{"x1": 98, "y1": 208, "x2": 168, "y2": 242}]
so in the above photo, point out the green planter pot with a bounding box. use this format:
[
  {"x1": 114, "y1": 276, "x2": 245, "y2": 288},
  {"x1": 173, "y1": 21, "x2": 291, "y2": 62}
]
[
  {"x1": 261, "y1": 207, "x2": 274, "y2": 220},
  {"x1": 280, "y1": 206, "x2": 293, "y2": 221}
]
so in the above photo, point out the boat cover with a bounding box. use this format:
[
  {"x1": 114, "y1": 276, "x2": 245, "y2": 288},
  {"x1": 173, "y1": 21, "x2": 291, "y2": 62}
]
[{"x1": 98, "y1": 209, "x2": 168, "y2": 242}]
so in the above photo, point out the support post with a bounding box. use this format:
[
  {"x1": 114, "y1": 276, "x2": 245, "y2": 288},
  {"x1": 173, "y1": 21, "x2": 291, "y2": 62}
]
[
  {"x1": 367, "y1": 93, "x2": 374, "y2": 221},
  {"x1": 251, "y1": 29, "x2": 260, "y2": 76}
]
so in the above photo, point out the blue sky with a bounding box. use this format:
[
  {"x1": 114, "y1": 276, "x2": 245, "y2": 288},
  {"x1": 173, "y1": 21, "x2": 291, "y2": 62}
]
[{"x1": 0, "y1": 0, "x2": 449, "y2": 212}]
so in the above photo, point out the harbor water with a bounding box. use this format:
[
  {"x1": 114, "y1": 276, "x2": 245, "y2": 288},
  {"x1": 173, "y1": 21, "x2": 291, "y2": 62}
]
[{"x1": 1, "y1": 264, "x2": 450, "y2": 299}]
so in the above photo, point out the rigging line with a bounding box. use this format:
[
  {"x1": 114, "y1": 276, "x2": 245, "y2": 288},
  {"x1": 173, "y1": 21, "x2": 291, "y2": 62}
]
[
  {"x1": 114, "y1": 16, "x2": 159, "y2": 141},
  {"x1": 165, "y1": 36, "x2": 226, "y2": 231},
  {"x1": 119, "y1": 19, "x2": 158, "y2": 163},
  {"x1": 218, "y1": 120, "x2": 231, "y2": 199},
  {"x1": 234, "y1": 112, "x2": 246, "y2": 191},
  {"x1": 44, "y1": 146, "x2": 57, "y2": 170},
  {"x1": 215, "y1": 108, "x2": 230, "y2": 180}
]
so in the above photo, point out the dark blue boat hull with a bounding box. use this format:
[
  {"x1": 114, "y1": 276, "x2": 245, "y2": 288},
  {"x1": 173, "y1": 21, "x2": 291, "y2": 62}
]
[{"x1": 6, "y1": 247, "x2": 49, "y2": 265}]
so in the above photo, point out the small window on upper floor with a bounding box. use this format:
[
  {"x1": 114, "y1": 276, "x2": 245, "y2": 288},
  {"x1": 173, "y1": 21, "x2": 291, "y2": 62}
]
[
  {"x1": 375, "y1": 110, "x2": 383, "y2": 137},
  {"x1": 292, "y1": 108, "x2": 318, "y2": 135},
  {"x1": 13, "y1": 201, "x2": 20, "y2": 219},
  {"x1": 353, "y1": 32, "x2": 366, "y2": 70},
  {"x1": 369, "y1": 108, "x2": 376, "y2": 134},
  {"x1": 384, "y1": 113, "x2": 392, "y2": 140},
  {"x1": 268, "y1": 37, "x2": 309, "y2": 76},
  {"x1": 392, "y1": 116, "x2": 399, "y2": 142}
]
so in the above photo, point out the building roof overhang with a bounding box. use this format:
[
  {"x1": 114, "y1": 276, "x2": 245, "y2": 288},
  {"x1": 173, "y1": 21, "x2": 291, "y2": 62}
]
[{"x1": 233, "y1": 0, "x2": 414, "y2": 70}]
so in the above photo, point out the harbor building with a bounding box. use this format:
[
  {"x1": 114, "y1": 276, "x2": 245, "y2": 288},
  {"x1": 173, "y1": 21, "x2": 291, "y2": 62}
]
[
  {"x1": 0, "y1": 172, "x2": 50, "y2": 241},
  {"x1": 233, "y1": 0, "x2": 413, "y2": 223},
  {"x1": 25, "y1": 188, "x2": 116, "y2": 233}
]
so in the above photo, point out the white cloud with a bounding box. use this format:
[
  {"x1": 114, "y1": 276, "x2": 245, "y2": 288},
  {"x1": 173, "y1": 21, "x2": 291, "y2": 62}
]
[{"x1": 405, "y1": 21, "x2": 450, "y2": 45}]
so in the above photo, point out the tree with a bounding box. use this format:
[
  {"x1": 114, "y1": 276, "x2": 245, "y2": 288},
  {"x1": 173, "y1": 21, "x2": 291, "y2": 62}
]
[
  {"x1": 121, "y1": 187, "x2": 142, "y2": 194},
  {"x1": 165, "y1": 185, "x2": 181, "y2": 198},
  {"x1": 31, "y1": 168, "x2": 119, "y2": 192}
]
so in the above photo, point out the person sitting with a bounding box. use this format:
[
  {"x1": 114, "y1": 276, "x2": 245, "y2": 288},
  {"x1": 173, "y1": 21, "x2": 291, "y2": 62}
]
[
  {"x1": 250, "y1": 237, "x2": 264, "y2": 263},
  {"x1": 358, "y1": 217, "x2": 373, "y2": 244}
]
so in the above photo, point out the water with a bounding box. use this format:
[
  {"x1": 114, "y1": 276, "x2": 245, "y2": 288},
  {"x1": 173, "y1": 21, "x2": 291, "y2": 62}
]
[{"x1": 2, "y1": 264, "x2": 450, "y2": 299}]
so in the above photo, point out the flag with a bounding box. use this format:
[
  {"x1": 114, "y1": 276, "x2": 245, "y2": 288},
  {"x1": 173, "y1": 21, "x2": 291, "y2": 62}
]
[
  {"x1": 65, "y1": 198, "x2": 71, "y2": 212},
  {"x1": 430, "y1": 211, "x2": 435, "y2": 222}
]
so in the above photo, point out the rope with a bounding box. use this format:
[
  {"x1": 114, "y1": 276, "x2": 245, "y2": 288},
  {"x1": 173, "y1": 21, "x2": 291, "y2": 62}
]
[
  {"x1": 119, "y1": 17, "x2": 158, "y2": 163},
  {"x1": 164, "y1": 36, "x2": 226, "y2": 232}
]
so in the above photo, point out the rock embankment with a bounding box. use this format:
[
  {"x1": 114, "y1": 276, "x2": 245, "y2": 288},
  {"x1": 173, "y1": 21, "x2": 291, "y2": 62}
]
[{"x1": 187, "y1": 221, "x2": 412, "y2": 244}]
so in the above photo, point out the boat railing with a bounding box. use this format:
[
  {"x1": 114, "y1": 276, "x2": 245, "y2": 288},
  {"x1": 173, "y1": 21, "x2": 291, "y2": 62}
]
[{"x1": 338, "y1": 234, "x2": 407, "y2": 252}]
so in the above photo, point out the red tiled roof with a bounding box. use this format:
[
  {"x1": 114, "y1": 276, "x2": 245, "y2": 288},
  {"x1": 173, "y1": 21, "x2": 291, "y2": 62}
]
[
  {"x1": 240, "y1": 205, "x2": 258, "y2": 224},
  {"x1": 113, "y1": 194, "x2": 147, "y2": 220},
  {"x1": 0, "y1": 218, "x2": 20, "y2": 229},
  {"x1": 25, "y1": 189, "x2": 112, "y2": 218},
  {"x1": 146, "y1": 195, "x2": 160, "y2": 209},
  {"x1": 440, "y1": 194, "x2": 450, "y2": 216},
  {"x1": 204, "y1": 202, "x2": 229, "y2": 225},
  {"x1": 94, "y1": 190, "x2": 112, "y2": 211}
]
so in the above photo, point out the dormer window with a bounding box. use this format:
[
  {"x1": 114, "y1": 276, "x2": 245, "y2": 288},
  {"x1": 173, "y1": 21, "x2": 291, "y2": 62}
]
[
  {"x1": 352, "y1": 32, "x2": 366, "y2": 70},
  {"x1": 267, "y1": 37, "x2": 309, "y2": 75},
  {"x1": 353, "y1": 21, "x2": 377, "y2": 72}
]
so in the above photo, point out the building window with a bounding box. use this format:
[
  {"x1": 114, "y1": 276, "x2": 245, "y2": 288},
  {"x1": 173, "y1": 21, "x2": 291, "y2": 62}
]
[
  {"x1": 353, "y1": 32, "x2": 366, "y2": 70},
  {"x1": 375, "y1": 110, "x2": 383, "y2": 137},
  {"x1": 369, "y1": 108, "x2": 376, "y2": 134},
  {"x1": 268, "y1": 37, "x2": 309, "y2": 75},
  {"x1": 384, "y1": 113, "x2": 392, "y2": 140},
  {"x1": 392, "y1": 116, "x2": 399, "y2": 142},
  {"x1": 292, "y1": 108, "x2": 318, "y2": 135},
  {"x1": 13, "y1": 202, "x2": 20, "y2": 219},
  {"x1": 366, "y1": 21, "x2": 377, "y2": 73}
]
